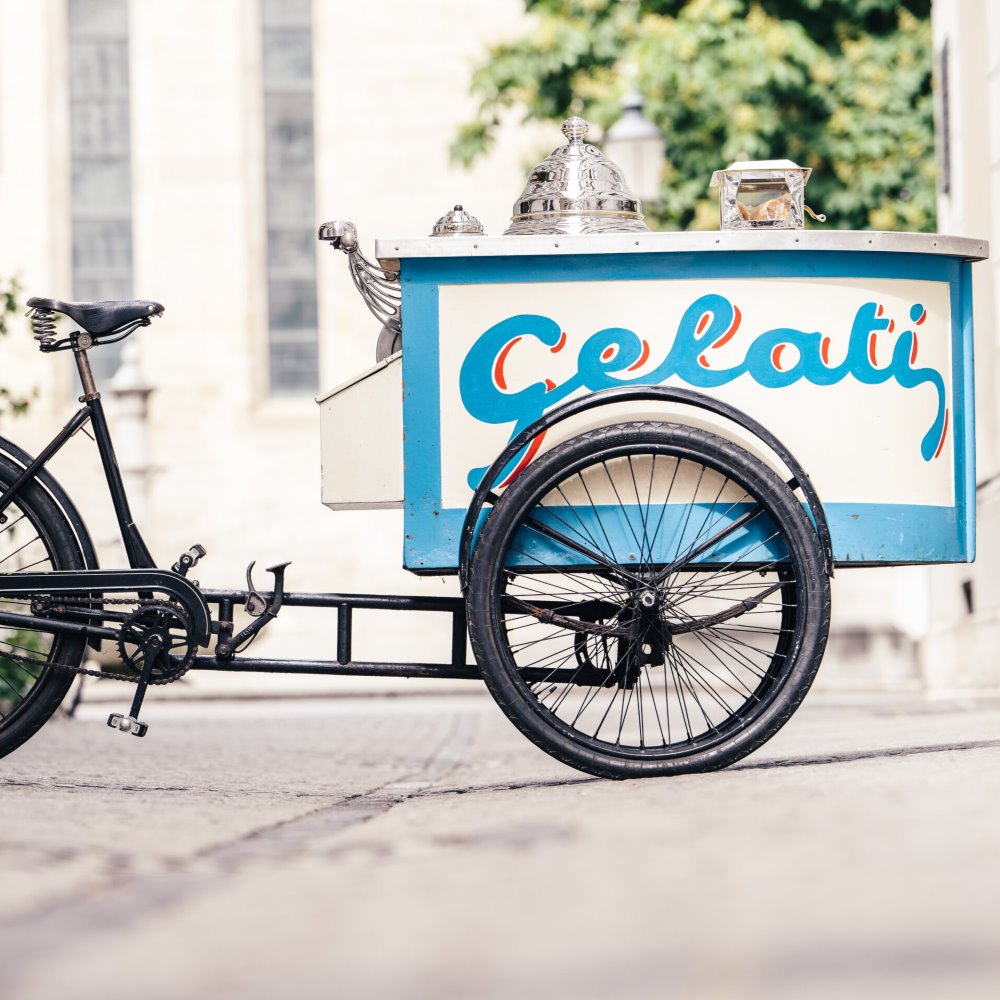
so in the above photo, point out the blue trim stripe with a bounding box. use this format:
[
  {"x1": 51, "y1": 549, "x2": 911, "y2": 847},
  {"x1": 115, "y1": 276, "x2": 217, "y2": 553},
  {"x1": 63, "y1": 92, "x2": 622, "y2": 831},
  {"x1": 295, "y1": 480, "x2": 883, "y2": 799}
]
[
  {"x1": 401, "y1": 283, "x2": 442, "y2": 511},
  {"x1": 403, "y1": 503, "x2": 965, "y2": 572},
  {"x1": 958, "y1": 260, "x2": 977, "y2": 559},
  {"x1": 403, "y1": 250, "x2": 959, "y2": 287}
]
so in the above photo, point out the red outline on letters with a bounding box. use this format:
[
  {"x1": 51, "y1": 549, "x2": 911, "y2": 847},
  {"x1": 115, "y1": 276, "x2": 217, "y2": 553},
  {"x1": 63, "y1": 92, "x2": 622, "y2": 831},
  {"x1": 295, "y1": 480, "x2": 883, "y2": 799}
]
[
  {"x1": 713, "y1": 305, "x2": 742, "y2": 349},
  {"x1": 933, "y1": 409, "x2": 950, "y2": 460},
  {"x1": 627, "y1": 339, "x2": 650, "y2": 371},
  {"x1": 494, "y1": 336, "x2": 521, "y2": 391}
]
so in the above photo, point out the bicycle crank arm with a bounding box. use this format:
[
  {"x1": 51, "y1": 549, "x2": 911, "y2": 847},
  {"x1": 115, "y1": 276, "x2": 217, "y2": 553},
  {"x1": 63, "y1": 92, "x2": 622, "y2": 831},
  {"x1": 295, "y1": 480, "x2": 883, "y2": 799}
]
[{"x1": 0, "y1": 569, "x2": 212, "y2": 644}]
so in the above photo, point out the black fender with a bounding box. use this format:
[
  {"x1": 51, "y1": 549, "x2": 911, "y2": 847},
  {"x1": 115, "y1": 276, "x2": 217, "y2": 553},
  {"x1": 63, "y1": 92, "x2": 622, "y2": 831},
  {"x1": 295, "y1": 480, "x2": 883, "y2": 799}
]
[
  {"x1": 0, "y1": 434, "x2": 100, "y2": 571},
  {"x1": 0, "y1": 434, "x2": 104, "y2": 652},
  {"x1": 0, "y1": 437, "x2": 100, "y2": 569},
  {"x1": 458, "y1": 385, "x2": 833, "y2": 589}
]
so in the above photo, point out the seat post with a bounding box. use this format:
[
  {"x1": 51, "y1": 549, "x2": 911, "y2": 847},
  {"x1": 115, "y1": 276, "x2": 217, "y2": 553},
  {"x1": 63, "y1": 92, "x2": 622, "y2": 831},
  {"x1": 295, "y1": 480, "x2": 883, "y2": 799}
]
[
  {"x1": 70, "y1": 332, "x2": 156, "y2": 569},
  {"x1": 73, "y1": 334, "x2": 100, "y2": 401}
]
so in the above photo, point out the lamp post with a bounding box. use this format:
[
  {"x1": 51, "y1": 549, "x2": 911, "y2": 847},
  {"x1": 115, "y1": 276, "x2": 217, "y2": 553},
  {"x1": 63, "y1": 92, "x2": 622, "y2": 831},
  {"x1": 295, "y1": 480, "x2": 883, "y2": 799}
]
[{"x1": 602, "y1": 91, "x2": 666, "y2": 205}]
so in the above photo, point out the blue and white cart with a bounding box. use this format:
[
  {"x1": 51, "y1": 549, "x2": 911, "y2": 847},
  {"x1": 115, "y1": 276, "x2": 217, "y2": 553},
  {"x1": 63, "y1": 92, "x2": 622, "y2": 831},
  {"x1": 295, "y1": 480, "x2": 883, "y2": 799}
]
[
  {"x1": 311, "y1": 118, "x2": 987, "y2": 777},
  {"x1": 319, "y1": 223, "x2": 986, "y2": 778}
]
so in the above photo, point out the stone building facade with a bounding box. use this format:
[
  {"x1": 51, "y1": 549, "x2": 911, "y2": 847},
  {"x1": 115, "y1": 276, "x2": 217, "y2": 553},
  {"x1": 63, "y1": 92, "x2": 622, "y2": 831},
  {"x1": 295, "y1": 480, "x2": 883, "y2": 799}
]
[
  {"x1": 0, "y1": 0, "x2": 540, "y2": 673},
  {"x1": 0, "y1": 0, "x2": 988, "y2": 692}
]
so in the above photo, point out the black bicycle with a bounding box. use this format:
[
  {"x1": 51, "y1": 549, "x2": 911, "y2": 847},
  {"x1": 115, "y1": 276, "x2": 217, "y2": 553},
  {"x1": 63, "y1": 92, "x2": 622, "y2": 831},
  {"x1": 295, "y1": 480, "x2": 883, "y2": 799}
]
[{"x1": 0, "y1": 293, "x2": 830, "y2": 778}]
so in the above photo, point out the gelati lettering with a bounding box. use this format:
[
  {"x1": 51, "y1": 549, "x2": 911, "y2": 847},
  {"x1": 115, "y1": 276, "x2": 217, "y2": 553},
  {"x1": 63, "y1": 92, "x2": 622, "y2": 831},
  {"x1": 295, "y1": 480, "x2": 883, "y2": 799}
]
[{"x1": 459, "y1": 293, "x2": 947, "y2": 489}]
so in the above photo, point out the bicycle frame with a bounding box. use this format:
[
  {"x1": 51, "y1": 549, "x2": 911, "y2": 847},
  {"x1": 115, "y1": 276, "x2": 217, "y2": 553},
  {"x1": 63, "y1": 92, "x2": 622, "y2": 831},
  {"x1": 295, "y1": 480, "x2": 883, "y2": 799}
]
[
  {"x1": 0, "y1": 376, "x2": 154, "y2": 569},
  {"x1": 0, "y1": 337, "x2": 477, "y2": 685}
]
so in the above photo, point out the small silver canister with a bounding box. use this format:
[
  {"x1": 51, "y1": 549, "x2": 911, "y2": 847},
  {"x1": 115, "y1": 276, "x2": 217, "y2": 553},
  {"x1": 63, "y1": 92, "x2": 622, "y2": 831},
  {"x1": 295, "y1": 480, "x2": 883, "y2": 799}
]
[{"x1": 429, "y1": 204, "x2": 484, "y2": 237}]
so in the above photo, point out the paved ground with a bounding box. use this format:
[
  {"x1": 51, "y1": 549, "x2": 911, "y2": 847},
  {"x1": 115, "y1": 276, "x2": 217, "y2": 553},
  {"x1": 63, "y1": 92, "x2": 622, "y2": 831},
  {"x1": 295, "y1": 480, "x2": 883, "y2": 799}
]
[{"x1": 1, "y1": 689, "x2": 999, "y2": 1000}]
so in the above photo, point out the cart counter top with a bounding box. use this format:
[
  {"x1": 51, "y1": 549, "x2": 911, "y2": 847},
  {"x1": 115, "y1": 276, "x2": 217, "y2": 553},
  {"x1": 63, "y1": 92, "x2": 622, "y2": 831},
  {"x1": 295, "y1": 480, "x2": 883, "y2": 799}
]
[{"x1": 375, "y1": 230, "x2": 988, "y2": 266}]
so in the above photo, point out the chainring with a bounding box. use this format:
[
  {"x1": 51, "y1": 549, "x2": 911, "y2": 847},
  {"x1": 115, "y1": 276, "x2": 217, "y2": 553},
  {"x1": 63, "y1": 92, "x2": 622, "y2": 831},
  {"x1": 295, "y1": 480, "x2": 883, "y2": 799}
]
[{"x1": 116, "y1": 600, "x2": 197, "y2": 685}]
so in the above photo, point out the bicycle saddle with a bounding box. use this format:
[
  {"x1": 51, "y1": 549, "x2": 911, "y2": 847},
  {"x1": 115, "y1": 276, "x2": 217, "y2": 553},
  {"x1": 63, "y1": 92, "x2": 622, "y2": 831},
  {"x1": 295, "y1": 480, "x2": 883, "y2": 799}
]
[{"x1": 26, "y1": 297, "x2": 164, "y2": 336}]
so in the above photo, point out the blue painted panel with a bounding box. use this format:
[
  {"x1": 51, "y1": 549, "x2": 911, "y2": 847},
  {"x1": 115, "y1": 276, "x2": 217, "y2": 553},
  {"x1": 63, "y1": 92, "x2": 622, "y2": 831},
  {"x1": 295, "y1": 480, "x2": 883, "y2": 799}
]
[
  {"x1": 503, "y1": 502, "x2": 787, "y2": 569},
  {"x1": 399, "y1": 249, "x2": 974, "y2": 570},
  {"x1": 956, "y1": 260, "x2": 977, "y2": 560},
  {"x1": 404, "y1": 503, "x2": 964, "y2": 573}
]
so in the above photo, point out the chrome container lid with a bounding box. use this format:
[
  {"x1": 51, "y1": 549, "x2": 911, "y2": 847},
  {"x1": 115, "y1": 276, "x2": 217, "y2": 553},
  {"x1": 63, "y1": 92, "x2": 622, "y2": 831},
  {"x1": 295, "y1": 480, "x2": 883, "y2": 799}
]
[
  {"x1": 430, "y1": 204, "x2": 484, "y2": 237},
  {"x1": 504, "y1": 117, "x2": 651, "y2": 236}
]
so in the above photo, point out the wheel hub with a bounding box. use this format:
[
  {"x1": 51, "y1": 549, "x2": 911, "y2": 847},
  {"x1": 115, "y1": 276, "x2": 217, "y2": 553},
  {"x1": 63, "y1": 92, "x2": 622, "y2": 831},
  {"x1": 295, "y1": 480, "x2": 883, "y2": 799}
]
[{"x1": 638, "y1": 589, "x2": 658, "y2": 610}]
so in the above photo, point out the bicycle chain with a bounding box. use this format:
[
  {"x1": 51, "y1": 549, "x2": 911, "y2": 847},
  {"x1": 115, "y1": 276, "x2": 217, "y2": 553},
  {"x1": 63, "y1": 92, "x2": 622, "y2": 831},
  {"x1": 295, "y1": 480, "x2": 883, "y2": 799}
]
[{"x1": 1, "y1": 593, "x2": 197, "y2": 684}]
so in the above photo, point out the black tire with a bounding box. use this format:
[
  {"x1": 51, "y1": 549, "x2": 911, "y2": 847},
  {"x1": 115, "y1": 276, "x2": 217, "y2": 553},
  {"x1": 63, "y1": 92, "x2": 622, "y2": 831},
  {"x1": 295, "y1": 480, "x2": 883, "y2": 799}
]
[
  {"x1": 468, "y1": 421, "x2": 831, "y2": 778},
  {"x1": 0, "y1": 455, "x2": 87, "y2": 757}
]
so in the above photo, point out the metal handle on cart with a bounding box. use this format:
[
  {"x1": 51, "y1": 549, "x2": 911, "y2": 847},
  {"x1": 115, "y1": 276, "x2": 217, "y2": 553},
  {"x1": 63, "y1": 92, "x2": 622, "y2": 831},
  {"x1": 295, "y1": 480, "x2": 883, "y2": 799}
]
[{"x1": 318, "y1": 220, "x2": 402, "y2": 338}]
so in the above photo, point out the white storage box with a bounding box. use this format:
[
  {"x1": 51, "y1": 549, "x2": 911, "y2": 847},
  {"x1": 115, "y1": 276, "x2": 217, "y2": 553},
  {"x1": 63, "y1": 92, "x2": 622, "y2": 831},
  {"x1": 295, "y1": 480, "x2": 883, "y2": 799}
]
[{"x1": 317, "y1": 354, "x2": 402, "y2": 510}]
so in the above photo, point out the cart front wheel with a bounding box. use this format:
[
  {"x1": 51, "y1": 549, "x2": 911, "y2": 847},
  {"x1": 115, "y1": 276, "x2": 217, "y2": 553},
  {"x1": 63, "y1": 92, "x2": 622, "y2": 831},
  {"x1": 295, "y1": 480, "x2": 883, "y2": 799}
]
[{"x1": 468, "y1": 421, "x2": 831, "y2": 778}]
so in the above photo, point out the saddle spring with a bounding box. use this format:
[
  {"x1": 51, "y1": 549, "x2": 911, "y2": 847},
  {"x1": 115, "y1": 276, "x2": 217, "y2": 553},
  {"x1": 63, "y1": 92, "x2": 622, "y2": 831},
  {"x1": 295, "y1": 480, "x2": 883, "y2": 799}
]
[{"x1": 27, "y1": 307, "x2": 60, "y2": 352}]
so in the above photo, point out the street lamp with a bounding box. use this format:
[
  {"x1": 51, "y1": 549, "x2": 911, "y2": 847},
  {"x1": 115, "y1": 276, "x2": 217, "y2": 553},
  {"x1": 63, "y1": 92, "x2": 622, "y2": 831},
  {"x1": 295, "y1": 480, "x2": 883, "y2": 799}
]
[{"x1": 602, "y1": 91, "x2": 666, "y2": 204}]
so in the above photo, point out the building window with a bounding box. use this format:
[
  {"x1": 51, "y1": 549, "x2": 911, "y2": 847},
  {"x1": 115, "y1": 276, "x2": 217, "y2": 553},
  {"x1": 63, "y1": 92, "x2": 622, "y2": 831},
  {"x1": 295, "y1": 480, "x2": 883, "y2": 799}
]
[
  {"x1": 261, "y1": 0, "x2": 318, "y2": 395},
  {"x1": 67, "y1": 0, "x2": 133, "y2": 383}
]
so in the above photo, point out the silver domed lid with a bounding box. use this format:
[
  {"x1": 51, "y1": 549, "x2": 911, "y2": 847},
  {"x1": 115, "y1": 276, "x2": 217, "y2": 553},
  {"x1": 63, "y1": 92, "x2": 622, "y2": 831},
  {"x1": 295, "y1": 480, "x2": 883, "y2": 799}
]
[
  {"x1": 430, "y1": 204, "x2": 484, "y2": 237},
  {"x1": 504, "y1": 117, "x2": 650, "y2": 236}
]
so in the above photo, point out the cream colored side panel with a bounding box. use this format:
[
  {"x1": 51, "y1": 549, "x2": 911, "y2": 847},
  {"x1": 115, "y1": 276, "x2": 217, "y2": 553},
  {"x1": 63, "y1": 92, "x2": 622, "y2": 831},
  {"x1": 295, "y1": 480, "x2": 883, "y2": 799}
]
[{"x1": 319, "y1": 357, "x2": 403, "y2": 510}]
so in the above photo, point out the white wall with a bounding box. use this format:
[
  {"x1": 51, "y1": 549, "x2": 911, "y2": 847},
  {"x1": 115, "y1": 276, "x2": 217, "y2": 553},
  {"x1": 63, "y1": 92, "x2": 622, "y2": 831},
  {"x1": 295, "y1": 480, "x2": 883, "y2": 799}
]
[{"x1": 921, "y1": 0, "x2": 1000, "y2": 692}]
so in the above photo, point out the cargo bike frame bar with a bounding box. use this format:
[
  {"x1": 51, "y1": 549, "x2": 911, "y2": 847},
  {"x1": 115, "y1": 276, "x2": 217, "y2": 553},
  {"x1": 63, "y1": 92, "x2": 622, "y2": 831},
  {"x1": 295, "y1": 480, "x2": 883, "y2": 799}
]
[{"x1": 193, "y1": 588, "x2": 479, "y2": 680}]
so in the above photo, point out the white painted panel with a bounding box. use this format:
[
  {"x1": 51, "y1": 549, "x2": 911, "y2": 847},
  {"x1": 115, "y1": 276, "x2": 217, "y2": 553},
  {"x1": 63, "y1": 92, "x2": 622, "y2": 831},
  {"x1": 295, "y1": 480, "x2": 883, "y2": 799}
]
[{"x1": 437, "y1": 277, "x2": 955, "y2": 510}]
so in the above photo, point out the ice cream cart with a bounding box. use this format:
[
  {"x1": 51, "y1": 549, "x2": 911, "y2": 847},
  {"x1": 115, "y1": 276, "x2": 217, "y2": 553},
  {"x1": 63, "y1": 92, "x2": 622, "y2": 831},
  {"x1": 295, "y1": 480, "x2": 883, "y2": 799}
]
[
  {"x1": 0, "y1": 117, "x2": 987, "y2": 780},
  {"x1": 318, "y1": 118, "x2": 986, "y2": 776}
]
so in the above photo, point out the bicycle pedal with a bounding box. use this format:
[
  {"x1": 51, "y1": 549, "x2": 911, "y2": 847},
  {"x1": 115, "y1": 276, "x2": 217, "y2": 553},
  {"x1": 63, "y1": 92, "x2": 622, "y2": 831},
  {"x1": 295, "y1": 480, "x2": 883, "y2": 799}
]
[
  {"x1": 106, "y1": 713, "x2": 148, "y2": 738},
  {"x1": 172, "y1": 543, "x2": 207, "y2": 577}
]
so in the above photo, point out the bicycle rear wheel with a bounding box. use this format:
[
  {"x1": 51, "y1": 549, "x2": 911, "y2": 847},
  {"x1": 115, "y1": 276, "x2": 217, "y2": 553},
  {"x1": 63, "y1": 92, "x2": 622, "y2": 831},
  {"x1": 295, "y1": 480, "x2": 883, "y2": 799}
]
[
  {"x1": 468, "y1": 421, "x2": 831, "y2": 778},
  {"x1": 0, "y1": 455, "x2": 87, "y2": 757}
]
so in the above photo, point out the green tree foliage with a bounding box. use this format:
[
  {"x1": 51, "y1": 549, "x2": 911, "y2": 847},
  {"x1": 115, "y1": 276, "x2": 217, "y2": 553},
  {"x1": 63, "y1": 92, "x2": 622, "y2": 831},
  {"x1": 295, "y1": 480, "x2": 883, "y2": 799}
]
[
  {"x1": 0, "y1": 275, "x2": 34, "y2": 422},
  {"x1": 452, "y1": 0, "x2": 935, "y2": 232}
]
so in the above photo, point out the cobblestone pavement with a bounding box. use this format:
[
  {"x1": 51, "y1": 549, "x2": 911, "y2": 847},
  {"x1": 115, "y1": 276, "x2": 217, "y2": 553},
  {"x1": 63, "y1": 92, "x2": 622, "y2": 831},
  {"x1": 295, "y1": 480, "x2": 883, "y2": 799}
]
[{"x1": 1, "y1": 690, "x2": 999, "y2": 1000}]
